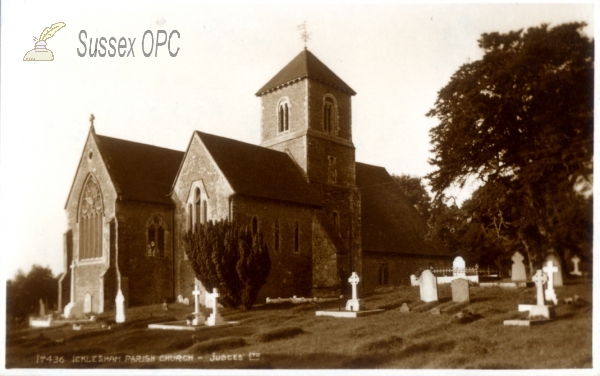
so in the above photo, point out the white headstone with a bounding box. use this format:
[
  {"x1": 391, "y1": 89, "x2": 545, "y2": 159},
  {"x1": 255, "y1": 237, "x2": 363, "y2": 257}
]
[
  {"x1": 571, "y1": 255, "x2": 582, "y2": 276},
  {"x1": 544, "y1": 254, "x2": 563, "y2": 287},
  {"x1": 39, "y1": 299, "x2": 46, "y2": 317},
  {"x1": 177, "y1": 294, "x2": 184, "y2": 303},
  {"x1": 419, "y1": 269, "x2": 438, "y2": 302},
  {"x1": 206, "y1": 288, "x2": 223, "y2": 326},
  {"x1": 511, "y1": 252, "x2": 527, "y2": 281},
  {"x1": 345, "y1": 272, "x2": 360, "y2": 312},
  {"x1": 192, "y1": 282, "x2": 205, "y2": 326},
  {"x1": 453, "y1": 256, "x2": 466, "y2": 277},
  {"x1": 115, "y1": 289, "x2": 125, "y2": 323},
  {"x1": 542, "y1": 261, "x2": 558, "y2": 305},
  {"x1": 182, "y1": 297, "x2": 190, "y2": 305},
  {"x1": 527, "y1": 269, "x2": 553, "y2": 319},
  {"x1": 410, "y1": 274, "x2": 419, "y2": 286},
  {"x1": 451, "y1": 278, "x2": 470, "y2": 303},
  {"x1": 84, "y1": 294, "x2": 92, "y2": 313}
]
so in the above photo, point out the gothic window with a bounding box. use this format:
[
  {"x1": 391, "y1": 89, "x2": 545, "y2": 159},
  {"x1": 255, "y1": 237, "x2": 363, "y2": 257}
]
[
  {"x1": 194, "y1": 188, "x2": 201, "y2": 228},
  {"x1": 147, "y1": 215, "x2": 166, "y2": 258},
  {"x1": 294, "y1": 222, "x2": 299, "y2": 253},
  {"x1": 277, "y1": 99, "x2": 290, "y2": 133},
  {"x1": 274, "y1": 219, "x2": 280, "y2": 252},
  {"x1": 328, "y1": 156, "x2": 337, "y2": 184},
  {"x1": 252, "y1": 216, "x2": 258, "y2": 235},
  {"x1": 332, "y1": 211, "x2": 340, "y2": 234},
  {"x1": 79, "y1": 175, "x2": 103, "y2": 260},
  {"x1": 378, "y1": 263, "x2": 389, "y2": 285},
  {"x1": 322, "y1": 95, "x2": 338, "y2": 135}
]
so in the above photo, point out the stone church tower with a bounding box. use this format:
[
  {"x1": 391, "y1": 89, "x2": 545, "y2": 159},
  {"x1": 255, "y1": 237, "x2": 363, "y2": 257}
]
[{"x1": 255, "y1": 48, "x2": 362, "y2": 280}]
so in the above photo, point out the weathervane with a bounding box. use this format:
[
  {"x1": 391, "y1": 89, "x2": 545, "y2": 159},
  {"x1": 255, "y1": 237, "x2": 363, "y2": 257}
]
[{"x1": 297, "y1": 21, "x2": 311, "y2": 49}]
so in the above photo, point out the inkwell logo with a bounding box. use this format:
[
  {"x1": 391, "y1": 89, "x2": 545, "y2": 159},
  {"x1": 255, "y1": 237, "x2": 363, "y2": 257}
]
[{"x1": 23, "y1": 22, "x2": 66, "y2": 61}]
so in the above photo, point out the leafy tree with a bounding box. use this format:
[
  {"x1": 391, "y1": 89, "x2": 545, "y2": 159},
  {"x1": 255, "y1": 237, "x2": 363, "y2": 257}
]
[
  {"x1": 426, "y1": 23, "x2": 593, "y2": 271},
  {"x1": 6, "y1": 265, "x2": 58, "y2": 324},
  {"x1": 183, "y1": 220, "x2": 271, "y2": 310},
  {"x1": 391, "y1": 174, "x2": 432, "y2": 216}
]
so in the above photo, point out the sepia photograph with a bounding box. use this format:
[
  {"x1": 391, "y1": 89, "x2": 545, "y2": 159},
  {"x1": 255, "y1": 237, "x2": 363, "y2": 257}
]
[{"x1": 1, "y1": 1, "x2": 595, "y2": 374}]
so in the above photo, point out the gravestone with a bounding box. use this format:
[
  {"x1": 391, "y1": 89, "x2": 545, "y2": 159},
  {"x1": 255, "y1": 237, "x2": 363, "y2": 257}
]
[
  {"x1": 410, "y1": 274, "x2": 419, "y2": 286},
  {"x1": 182, "y1": 297, "x2": 190, "y2": 305},
  {"x1": 511, "y1": 252, "x2": 527, "y2": 281},
  {"x1": 84, "y1": 294, "x2": 92, "y2": 313},
  {"x1": 453, "y1": 256, "x2": 466, "y2": 277},
  {"x1": 544, "y1": 254, "x2": 563, "y2": 287},
  {"x1": 177, "y1": 295, "x2": 184, "y2": 304},
  {"x1": 400, "y1": 303, "x2": 410, "y2": 313},
  {"x1": 206, "y1": 288, "x2": 224, "y2": 326},
  {"x1": 542, "y1": 261, "x2": 558, "y2": 305},
  {"x1": 39, "y1": 299, "x2": 46, "y2": 317},
  {"x1": 192, "y1": 282, "x2": 206, "y2": 326},
  {"x1": 419, "y1": 269, "x2": 438, "y2": 303},
  {"x1": 115, "y1": 289, "x2": 125, "y2": 323},
  {"x1": 529, "y1": 270, "x2": 554, "y2": 319},
  {"x1": 451, "y1": 278, "x2": 470, "y2": 303},
  {"x1": 570, "y1": 255, "x2": 582, "y2": 276},
  {"x1": 345, "y1": 272, "x2": 361, "y2": 311}
]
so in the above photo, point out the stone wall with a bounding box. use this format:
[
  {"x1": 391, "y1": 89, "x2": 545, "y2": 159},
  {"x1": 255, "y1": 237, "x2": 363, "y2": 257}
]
[
  {"x1": 171, "y1": 133, "x2": 234, "y2": 299},
  {"x1": 116, "y1": 201, "x2": 174, "y2": 306},
  {"x1": 362, "y1": 251, "x2": 453, "y2": 290}
]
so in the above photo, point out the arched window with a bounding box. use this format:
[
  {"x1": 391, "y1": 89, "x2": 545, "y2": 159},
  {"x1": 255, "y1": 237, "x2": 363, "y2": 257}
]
[
  {"x1": 378, "y1": 263, "x2": 389, "y2": 285},
  {"x1": 294, "y1": 222, "x2": 299, "y2": 253},
  {"x1": 322, "y1": 95, "x2": 338, "y2": 134},
  {"x1": 194, "y1": 188, "x2": 201, "y2": 228},
  {"x1": 147, "y1": 215, "x2": 166, "y2": 258},
  {"x1": 79, "y1": 175, "x2": 103, "y2": 260},
  {"x1": 332, "y1": 211, "x2": 340, "y2": 234},
  {"x1": 277, "y1": 99, "x2": 290, "y2": 133},
  {"x1": 274, "y1": 219, "x2": 280, "y2": 252},
  {"x1": 252, "y1": 216, "x2": 258, "y2": 235}
]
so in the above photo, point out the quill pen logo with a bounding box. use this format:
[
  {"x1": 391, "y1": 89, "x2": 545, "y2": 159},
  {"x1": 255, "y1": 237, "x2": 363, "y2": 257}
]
[{"x1": 23, "y1": 22, "x2": 66, "y2": 61}]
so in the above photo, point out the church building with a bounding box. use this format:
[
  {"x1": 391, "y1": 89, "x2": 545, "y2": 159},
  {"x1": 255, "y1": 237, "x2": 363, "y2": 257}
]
[{"x1": 60, "y1": 49, "x2": 450, "y2": 314}]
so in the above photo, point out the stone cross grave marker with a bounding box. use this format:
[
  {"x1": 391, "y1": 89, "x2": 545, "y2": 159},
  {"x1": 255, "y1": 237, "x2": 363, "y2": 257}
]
[
  {"x1": 84, "y1": 294, "x2": 92, "y2": 313},
  {"x1": 545, "y1": 254, "x2": 563, "y2": 287},
  {"x1": 542, "y1": 261, "x2": 558, "y2": 305},
  {"x1": 511, "y1": 252, "x2": 527, "y2": 281},
  {"x1": 192, "y1": 281, "x2": 206, "y2": 325},
  {"x1": 419, "y1": 269, "x2": 438, "y2": 303},
  {"x1": 453, "y1": 256, "x2": 466, "y2": 277},
  {"x1": 526, "y1": 269, "x2": 554, "y2": 319},
  {"x1": 345, "y1": 272, "x2": 360, "y2": 311},
  {"x1": 571, "y1": 255, "x2": 582, "y2": 276},
  {"x1": 115, "y1": 289, "x2": 125, "y2": 323},
  {"x1": 451, "y1": 278, "x2": 469, "y2": 303},
  {"x1": 206, "y1": 288, "x2": 224, "y2": 326}
]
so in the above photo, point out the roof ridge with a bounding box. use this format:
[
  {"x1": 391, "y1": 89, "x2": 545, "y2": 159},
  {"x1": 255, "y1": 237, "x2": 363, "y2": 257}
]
[{"x1": 96, "y1": 133, "x2": 184, "y2": 153}]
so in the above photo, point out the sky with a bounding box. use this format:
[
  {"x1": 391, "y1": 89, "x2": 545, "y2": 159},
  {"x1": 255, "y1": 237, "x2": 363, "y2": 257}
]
[{"x1": 0, "y1": 1, "x2": 594, "y2": 281}]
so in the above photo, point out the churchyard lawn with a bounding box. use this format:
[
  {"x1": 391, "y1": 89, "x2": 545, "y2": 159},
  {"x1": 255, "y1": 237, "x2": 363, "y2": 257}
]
[{"x1": 6, "y1": 279, "x2": 592, "y2": 369}]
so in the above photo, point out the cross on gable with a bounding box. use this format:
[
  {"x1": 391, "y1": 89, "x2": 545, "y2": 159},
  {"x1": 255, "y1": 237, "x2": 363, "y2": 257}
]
[
  {"x1": 89, "y1": 114, "x2": 95, "y2": 127},
  {"x1": 348, "y1": 272, "x2": 359, "y2": 285}
]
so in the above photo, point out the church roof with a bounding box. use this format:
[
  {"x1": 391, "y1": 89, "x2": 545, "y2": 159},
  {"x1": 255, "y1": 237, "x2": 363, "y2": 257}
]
[
  {"x1": 356, "y1": 162, "x2": 449, "y2": 257},
  {"x1": 196, "y1": 131, "x2": 322, "y2": 206},
  {"x1": 255, "y1": 49, "x2": 356, "y2": 96},
  {"x1": 96, "y1": 135, "x2": 184, "y2": 204}
]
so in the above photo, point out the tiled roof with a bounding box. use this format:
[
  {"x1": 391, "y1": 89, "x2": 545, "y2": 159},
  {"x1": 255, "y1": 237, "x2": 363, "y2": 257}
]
[
  {"x1": 95, "y1": 134, "x2": 184, "y2": 205},
  {"x1": 256, "y1": 49, "x2": 356, "y2": 96},
  {"x1": 356, "y1": 162, "x2": 449, "y2": 256},
  {"x1": 197, "y1": 132, "x2": 322, "y2": 206}
]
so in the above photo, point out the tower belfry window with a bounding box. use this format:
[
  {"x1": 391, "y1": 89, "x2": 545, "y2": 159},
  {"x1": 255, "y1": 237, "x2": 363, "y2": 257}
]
[
  {"x1": 278, "y1": 99, "x2": 290, "y2": 133},
  {"x1": 322, "y1": 95, "x2": 337, "y2": 135}
]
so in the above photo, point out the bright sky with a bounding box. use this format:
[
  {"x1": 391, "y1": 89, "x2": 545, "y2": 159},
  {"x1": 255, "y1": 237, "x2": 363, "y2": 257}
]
[{"x1": 0, "y1": 1, "x2": 594, "y2": 280}]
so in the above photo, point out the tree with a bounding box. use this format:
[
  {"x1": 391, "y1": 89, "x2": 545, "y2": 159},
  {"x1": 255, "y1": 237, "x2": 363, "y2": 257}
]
[
  {"x1": 391, "y1": 174, "x2": 432, "y2": 216},
  {"x1": 6, "y1": 265, "x2": 58, "y2": 325},
  {"x1": 427, "y1": 23, "x2": 593, "y2": 270},
  {"x1": 183, "y1": 220, "x2": 271, "y2": 310}
]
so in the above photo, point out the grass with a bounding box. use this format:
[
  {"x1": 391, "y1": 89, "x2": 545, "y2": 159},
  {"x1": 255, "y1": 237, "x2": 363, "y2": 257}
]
[{"x1": 5, "y1": 278, "x2": 592, "y2": 369}]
